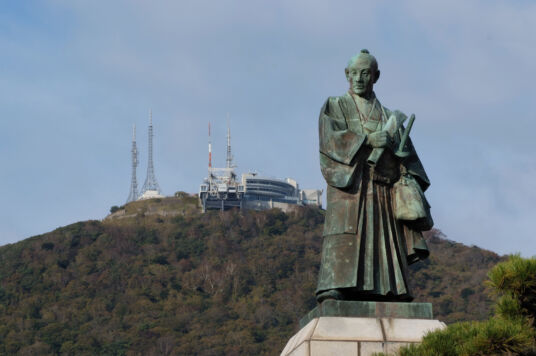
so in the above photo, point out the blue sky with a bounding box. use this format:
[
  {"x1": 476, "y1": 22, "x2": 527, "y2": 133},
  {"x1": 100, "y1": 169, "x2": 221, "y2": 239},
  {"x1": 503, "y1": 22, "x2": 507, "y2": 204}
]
[{"x1": 1, "y1": 0, "x2": 535, "y2": 256}]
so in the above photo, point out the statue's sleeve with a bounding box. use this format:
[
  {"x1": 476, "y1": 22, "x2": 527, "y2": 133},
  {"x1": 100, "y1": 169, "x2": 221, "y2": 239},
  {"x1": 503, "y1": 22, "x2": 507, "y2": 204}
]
[
  {"x1": 385, "y1": 107, "x2": 431, "y2": 192},
  {"x1": 404, "y1": 137, "x2": 431, "y2": 192},
  {"x1": 319, "y1": 97, "x2": 367, "y2": 188}
]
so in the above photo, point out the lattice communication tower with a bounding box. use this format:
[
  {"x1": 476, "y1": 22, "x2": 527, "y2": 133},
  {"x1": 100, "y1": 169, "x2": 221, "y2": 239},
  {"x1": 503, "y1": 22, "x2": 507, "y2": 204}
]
[
  {"x1": 141, "y1": 110, "x2": 161, "y2": 194},
  {"x1": 126, "y1": 124, "x2": 139, "y2": 203}
]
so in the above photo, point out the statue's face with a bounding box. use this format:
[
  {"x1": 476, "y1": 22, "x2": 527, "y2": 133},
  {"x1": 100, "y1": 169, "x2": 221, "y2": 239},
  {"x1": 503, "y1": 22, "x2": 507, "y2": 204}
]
[{"x1": 345, "y1": 58, "x2": 377, "y2": 98}]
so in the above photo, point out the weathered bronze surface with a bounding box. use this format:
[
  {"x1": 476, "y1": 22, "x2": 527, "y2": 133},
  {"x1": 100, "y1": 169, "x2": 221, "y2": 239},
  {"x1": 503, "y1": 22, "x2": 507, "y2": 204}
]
[
  {"x1": 299, "y1": 300, "x2": 434, "y2": 328},
  {"x1": 316, "y1": 49, "x2": 433, "y2": 303}
]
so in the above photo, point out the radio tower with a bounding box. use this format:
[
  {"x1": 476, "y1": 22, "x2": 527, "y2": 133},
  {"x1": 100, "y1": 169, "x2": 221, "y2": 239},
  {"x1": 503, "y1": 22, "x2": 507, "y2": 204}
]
[
  {"x1": 141, "y1": 109, "x2": 162, "y2": 196},
  {"x1": 126, "y1": 124, "x2": 139, "y2": 203},
  {"x1": 226, "y1": 120, "x2": 233, "y2": 169},
  {"x1": 208, "y1": 122, "x2": 212, "y2": 170}
]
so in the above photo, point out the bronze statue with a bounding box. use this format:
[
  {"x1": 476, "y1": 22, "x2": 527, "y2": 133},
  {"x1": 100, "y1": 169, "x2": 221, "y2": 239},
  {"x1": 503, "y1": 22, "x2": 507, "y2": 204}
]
[{"x1": 316, "y1": 50, "x2": 433, "y2": 303}]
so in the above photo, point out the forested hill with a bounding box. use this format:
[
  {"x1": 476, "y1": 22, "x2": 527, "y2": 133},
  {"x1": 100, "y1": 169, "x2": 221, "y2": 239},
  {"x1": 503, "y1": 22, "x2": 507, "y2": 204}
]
[{"x1": 0, "y1": 195, "x2": 502, "y2": 355}]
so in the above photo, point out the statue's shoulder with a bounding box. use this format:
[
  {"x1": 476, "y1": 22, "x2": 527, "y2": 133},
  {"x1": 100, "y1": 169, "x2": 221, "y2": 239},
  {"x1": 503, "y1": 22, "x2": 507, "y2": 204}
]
[
  {"x1": 324, "y1": 93, "x2": 353, "y2": 112},
  {"x1": 321, "y1": 94, "x2": 351, "y2": 121},
  {"x1": 324, "y1": 94, "x2": 344, "y2": 105},
  {"x1": 380, "y1": 103, "x2": 408, "y2": 122},
  {"x1": 390, "y1": 109, "x2": 408, "y2": 121}
]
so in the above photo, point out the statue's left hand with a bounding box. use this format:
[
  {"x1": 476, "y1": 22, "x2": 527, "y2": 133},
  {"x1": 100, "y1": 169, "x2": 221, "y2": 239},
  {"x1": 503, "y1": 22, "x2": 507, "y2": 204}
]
[{"x1": 367, "y1": 131, "x2": 390, "y2": 148}]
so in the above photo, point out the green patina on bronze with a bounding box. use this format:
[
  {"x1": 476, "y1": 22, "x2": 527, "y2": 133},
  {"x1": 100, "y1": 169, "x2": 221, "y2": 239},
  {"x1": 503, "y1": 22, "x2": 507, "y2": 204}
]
[
  {"x1": 316, "y1": 49, "x2": 433, "y2": 303},
  {"x1": 299, "y1": 300, "x2": 434, "y2": 328}
]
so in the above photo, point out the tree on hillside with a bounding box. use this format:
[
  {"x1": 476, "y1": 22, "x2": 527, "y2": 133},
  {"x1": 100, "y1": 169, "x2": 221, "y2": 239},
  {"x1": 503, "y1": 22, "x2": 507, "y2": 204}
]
[{"x1": 390, "y1": 255, "x2": 536, "y2": 356}]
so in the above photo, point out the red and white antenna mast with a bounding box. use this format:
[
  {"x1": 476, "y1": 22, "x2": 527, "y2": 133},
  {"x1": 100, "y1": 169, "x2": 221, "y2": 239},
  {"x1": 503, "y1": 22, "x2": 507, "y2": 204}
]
[
  {"x1": 208, "y1": 122, "x2": 212, "y2": 169},
  {"x1": 226, "y1": 113, "x2": 233, "y2": 169}
]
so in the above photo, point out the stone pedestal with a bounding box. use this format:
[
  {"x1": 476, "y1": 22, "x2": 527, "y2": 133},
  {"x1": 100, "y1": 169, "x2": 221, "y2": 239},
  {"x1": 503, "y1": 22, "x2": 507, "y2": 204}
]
[{"x1": 281, "y1": 301, "x2": 446, "y2": 356}]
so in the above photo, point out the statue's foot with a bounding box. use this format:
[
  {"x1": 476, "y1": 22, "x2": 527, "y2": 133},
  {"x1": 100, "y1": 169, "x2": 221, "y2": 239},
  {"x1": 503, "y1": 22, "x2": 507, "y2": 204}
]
[{"x1": 316, "y1": 289, "x2": 343, "y2": 303}]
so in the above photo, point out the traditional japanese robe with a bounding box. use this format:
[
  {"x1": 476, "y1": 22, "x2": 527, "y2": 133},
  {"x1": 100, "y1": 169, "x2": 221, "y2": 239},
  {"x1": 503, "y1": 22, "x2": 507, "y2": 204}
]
[{"x1": 316, "y1": 92, "x2": 431, "y2": 301}]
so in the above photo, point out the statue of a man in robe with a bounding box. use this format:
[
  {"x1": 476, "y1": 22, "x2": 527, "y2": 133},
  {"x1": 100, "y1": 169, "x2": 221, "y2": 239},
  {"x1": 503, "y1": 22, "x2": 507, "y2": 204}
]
[{"x1": 316, "y1": 49, "x2": 432, "y2": 303}]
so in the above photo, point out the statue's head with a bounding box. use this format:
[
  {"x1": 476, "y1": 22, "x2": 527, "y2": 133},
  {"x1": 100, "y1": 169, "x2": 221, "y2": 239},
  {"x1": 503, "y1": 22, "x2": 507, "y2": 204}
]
[{"x1": 345, "y1": 49, "x2": 380, "y2": 98}]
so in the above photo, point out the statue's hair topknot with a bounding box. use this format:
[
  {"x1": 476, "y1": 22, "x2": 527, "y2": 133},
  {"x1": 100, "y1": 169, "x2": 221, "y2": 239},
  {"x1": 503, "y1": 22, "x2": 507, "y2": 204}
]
[{"x1": 347, "y1": 49, "x2": 379, "y2": 74}]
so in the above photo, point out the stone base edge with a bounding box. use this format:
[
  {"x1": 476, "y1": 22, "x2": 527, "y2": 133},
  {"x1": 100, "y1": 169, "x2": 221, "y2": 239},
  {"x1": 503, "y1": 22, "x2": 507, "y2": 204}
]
[
  {"x1": 282, "y1": 316, "x2": 446, "y2": 356},
  {"x1": 299, "y1": 300, "x2": 433, "y2": 328}
]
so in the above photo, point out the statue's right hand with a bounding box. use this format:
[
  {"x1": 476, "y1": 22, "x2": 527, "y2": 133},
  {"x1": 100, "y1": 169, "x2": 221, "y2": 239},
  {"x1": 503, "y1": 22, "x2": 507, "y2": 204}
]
[{"x1": 367, "y1": 131, "x2": 390, "y2": 148}]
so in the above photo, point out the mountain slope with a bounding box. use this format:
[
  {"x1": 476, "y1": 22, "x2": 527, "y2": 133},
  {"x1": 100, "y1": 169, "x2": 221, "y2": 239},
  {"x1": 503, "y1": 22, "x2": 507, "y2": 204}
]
[{"x1": 0, "y1": 196, "x2": 502, "y2": 355}]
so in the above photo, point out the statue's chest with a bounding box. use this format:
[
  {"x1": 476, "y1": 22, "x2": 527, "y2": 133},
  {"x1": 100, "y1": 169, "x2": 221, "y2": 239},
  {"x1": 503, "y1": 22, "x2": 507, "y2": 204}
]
[{"x1": 347, "y1": 103, "x2": 384, "y2": 134}]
